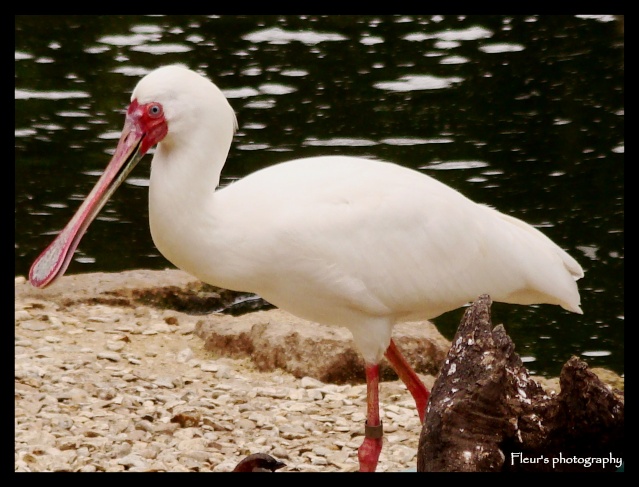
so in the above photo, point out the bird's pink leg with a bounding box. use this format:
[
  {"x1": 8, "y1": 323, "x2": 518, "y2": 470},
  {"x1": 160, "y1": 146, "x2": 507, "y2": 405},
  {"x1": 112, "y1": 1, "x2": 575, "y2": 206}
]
[
  {"x1": 358, "y1": 363, "x2": 383, "y2": 472},
  {"x1": 384, "y1": 339, "x2": 430, "y2": 423}
]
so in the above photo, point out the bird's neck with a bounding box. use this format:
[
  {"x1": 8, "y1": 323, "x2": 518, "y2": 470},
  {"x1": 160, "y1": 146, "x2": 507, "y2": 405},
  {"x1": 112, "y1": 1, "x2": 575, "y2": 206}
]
[{"x1": 147, "y1": 135, "x2": 231, "y2": 281}]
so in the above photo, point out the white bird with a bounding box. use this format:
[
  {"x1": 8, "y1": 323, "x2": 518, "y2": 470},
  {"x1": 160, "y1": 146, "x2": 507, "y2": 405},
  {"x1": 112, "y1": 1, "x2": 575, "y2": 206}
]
[{"x1": 29, "y1": 65, "x2": 584, "y2": 472}]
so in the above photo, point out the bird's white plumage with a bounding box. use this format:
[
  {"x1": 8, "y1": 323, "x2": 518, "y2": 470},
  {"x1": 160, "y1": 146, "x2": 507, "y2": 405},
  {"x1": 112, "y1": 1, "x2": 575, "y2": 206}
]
[{"x1": 137, "y1": 65, "x2": 583, "y2": 364}]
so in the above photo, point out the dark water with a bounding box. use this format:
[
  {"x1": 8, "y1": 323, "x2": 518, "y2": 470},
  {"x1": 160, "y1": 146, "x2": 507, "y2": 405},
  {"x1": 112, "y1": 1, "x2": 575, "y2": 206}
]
[{"x1": 15, "y1": 15, "x2": 624, "y2": 378}]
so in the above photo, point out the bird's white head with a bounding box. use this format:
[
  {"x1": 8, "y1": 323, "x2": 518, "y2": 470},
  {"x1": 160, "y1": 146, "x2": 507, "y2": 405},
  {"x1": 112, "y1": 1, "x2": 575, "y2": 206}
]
[{"x1": 131, "y1": 65, "x2": 237, "y2": 153}]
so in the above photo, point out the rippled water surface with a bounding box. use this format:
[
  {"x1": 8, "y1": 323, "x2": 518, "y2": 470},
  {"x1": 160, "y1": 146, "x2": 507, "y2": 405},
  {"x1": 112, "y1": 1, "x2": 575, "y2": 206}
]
[{"x1": 15, "y1": 15, "x2": 624, "y2": 377}]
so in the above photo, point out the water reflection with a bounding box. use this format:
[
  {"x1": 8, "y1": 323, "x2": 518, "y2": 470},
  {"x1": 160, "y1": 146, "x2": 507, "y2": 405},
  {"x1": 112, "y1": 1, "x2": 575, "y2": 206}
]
[
  {"x1": 243, "y1": 26, "x2": 348, "y2": 44},
  {"x1": 15, "y1": 15, "x2": 624, "y2": 377}
]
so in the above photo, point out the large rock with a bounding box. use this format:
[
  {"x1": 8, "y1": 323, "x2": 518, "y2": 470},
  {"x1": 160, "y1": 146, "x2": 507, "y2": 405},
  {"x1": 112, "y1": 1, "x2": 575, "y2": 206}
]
[
  {"x1": 195, "y1": 310, "x2": 449, "y2": 384},
  {"x1": 16, "y1": 269, "x2": 450, "y2": 384}
]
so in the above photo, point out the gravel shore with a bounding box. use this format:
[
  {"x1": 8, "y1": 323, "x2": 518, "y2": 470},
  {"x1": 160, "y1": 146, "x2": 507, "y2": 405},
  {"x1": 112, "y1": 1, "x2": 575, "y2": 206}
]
[{"x1": 15, "y1": 274, "x2": 433, "y2": 472}]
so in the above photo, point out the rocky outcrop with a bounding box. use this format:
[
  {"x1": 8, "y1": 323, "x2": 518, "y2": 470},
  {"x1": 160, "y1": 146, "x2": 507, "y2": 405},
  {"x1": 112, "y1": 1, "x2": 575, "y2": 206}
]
[{"x1": 16, "y1": 268, "x2": 451, "y2": 383}]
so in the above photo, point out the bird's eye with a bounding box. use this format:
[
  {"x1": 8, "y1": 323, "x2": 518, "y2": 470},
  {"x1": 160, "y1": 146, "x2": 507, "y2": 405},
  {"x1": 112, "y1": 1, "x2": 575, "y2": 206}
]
[{"x1": 147, "y1": 103, "x2": 163, "y2": 118}]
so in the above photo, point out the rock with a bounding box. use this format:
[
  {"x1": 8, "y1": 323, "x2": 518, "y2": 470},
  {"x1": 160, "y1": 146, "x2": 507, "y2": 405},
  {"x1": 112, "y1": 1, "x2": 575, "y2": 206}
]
[
  {"x1": 16, "y1": 269, "x2": 450, "y2": 383},
  {"x1": 417, "y1": 295, "x2": 624, "y2": 473},
  {"x1": 194, "y1": 310, "x2": 449, "y2": 383}
]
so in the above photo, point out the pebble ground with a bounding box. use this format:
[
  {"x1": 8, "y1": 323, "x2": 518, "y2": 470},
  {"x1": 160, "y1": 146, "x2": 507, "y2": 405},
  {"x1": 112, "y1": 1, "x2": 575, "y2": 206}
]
[{"x1": 15, "y1": 276, "x2": 429, "y2": 472}]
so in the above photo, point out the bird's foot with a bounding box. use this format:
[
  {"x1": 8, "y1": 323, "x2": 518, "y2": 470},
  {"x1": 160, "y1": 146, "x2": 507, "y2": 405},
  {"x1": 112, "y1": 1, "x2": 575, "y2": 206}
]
[{"x1": 357, "y1": 421, "x2": 383, "y2": 472}]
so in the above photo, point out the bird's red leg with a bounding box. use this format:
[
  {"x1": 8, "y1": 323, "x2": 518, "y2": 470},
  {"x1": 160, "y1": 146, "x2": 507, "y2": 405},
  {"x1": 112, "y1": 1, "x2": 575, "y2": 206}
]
[
  {"x1": 384, "y1": 339, "x2": 430, "y2": 423},
  {"x1": 357, "y1": 363, "x2": 383, "y2": 472}
]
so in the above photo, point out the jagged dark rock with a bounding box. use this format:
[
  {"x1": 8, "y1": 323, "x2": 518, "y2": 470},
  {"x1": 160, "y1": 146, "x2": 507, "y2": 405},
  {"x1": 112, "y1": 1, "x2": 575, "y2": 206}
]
[{"x1": 417, "y1": 295, "x2": 624, "y2": 472}]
